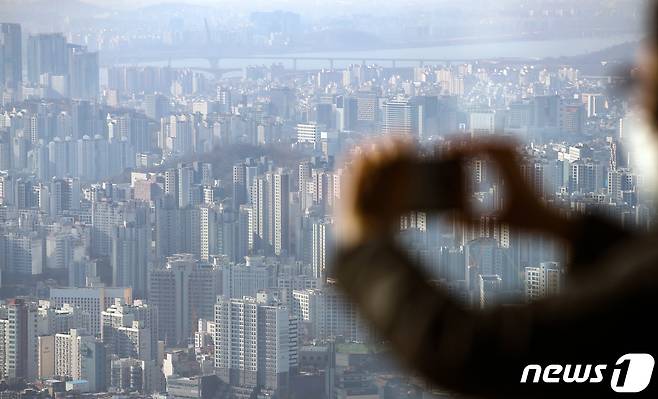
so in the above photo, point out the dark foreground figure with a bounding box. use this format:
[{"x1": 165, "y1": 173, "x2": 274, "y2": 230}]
[
  {"x1": 335, "y1": 208, "x2": 657, "y2": 398},
  {"x1": 332, "y1": 5, "x2": 658, "y2": 398}
]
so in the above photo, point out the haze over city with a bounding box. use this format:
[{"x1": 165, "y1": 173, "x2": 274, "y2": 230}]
[{"x1": 0, "y1": 0, "x2": 654, "y2": 398}]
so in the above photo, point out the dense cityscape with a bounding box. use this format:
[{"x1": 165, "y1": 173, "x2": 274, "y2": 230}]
[{"x1": 0, "y1": 1, "x2": 653, "y2": 398}]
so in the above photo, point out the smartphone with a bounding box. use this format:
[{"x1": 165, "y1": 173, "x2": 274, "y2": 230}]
[
  {"x1": 358, "y1": 158, "x2": 463, "y2": 214},
  {"x1": 399, "y1": 158, "x2": 463, "y2": 212}
]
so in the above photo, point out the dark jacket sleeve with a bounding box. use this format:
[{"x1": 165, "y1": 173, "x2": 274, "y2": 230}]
[
  {"x1": 567, "y1": 214, "x2": 632, "y2": 276},
  {"x1": 333, "y1": 235, "x2": 658, "y2": 398}
]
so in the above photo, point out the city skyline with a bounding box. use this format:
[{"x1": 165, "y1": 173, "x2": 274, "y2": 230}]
[{"x1": 0, "y1": 1, "x2": 653, "y2": 397}]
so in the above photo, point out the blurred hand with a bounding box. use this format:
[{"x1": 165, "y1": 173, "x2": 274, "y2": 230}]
[
  {"x1": 336, "y1": 138, "x2": 572, "y2": 250},
  {"x1": 447, "y1": 139, "x2": 569, "y2": 237},
  {"x1": 335, "y1": 138, "x2": 417, "y2": 248}
]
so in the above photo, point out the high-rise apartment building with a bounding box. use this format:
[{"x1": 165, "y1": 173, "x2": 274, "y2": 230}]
[
  {"x1": 249, "y1": 168, "x2": 290, "y2": 256},
  {"x1": 214, "y1": 295, "x2": 297, "y2": 396},
  {"x1": 68, "y1": 45, "x2": 99, "y2": 101},
  {"x1": 91, "y1": 199, "x2": 123, "y2": 257},
  {"x1": 49, "y1": 286, "x2": 133, "y2": 336},
  {"x1": 144, "y1": 93, "x2": 169, "y2": 121},
  {"x1": 469, "y1": 111, "x2": 495, "y2": 136},
  {"x1": 232, "y1": 161, "x2": 248, "y2": 210},
  {"x1": 311, "y1": 218, "x2": 333, "y2": 280},
  {"x1": 27, "y1": 33, "x2": 68, "y2": 85},
  {"x1": 0, "y1": 23, "x2": 22, "y2": 90},
  {"x1": 269, "y1": 169, "x2": 290, "y2": 256},
  {"x1": 478, "y1": 274, "x2": 502, "y2": 309},
  {"x1": 111, "y1": 221, "x2": 150, "y2": 298},
  {"x1": 111, "y1": 358, "x2": 148, "y2": 393},
  {"x1": 291, "y1": 287, "x2": 369, "y2": 342},
  {"x1": 381, "y1": 98, "x2": 419, "y2": 136},
  {"x1": 199, "y1": 204, "x2": 221, "y2": 261},
  {"x1": 296, "y1": 123, "x2": 323, "y2": 146},
  {"x1": 101, "y1": 299, "x2": 160, "y2": 392},
  {"x1": 524, "y1": 261, "x2": 563, "y2": 302},
  {"x1": 148, "y1": 254, "x2": 220, "y2": 345},
  {"x1": 54, "y1": 329, "x2": 107, "y2": 392},
  {"x1": 155, "y1": 195, "x2": 183, "y2": 260},
  {"x1": 101, "y1": 299, "x2": 158, "y2": 361},
  {"x1": 36, "y1": 302, "x2": 91, "y2": 336},
  {"x1": 2, "y1": 299, "x2": 38, "y2": 381},
  {"x1": 218, "y1": 256, "x2": 272, "y2": 299},
  {"x1": 0, "y1": 230, "x2": 45, "y2": 275}
]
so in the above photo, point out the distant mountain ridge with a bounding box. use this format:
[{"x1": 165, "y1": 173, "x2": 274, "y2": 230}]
[
  {"x1": 553, "y1": 41, "x2": 639, "y2": 63},
  {"x1": 542, "y1": 40, "x2": 640, "y2": 74},
  {"x1": 2, "y1": 0, "x2": 107, "y2": 17},
  {"x1": 0, "y1": 0, "x2": 110, "y2": 30}
]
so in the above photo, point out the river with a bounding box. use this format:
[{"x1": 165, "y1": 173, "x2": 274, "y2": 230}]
[{"x1": 123, "y1": 34, "x2": 641, "y2": 70}]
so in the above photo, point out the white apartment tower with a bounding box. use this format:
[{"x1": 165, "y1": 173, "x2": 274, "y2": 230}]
[
  {"x1": 524, "y1": 261, "x2": 563, "y2": 302},
  {"x1": 214, "y1": 295, "x2": 297, "y2": 396}
]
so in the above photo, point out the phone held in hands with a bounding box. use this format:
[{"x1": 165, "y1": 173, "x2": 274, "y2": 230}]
[
  {"x1": 400, "y1": 158, "x2": 463, "y2": 212},
  {"x1": 357, "y1": 158, "x2": 464, "y2": 215}
]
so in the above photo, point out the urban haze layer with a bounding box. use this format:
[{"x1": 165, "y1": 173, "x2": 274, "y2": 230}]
[{"x1": 0, "y1": 0, "x2": 649, "y2": 398}]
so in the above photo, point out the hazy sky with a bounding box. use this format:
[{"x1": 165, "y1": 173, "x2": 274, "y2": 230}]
[
  {"x1": 74, "y1": 0, "x2": 457, "y2": 12},
  {"x1": 37, "y1": 0, "x2": 461, "y2": 18},
  {"x1": 76, "y1": 0, "x2": 349, "y2": 10}
]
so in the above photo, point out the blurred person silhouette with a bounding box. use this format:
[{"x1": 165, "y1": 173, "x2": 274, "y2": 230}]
[{"x1": 332, "y1": 5, "x2": 658, "y2": 399}]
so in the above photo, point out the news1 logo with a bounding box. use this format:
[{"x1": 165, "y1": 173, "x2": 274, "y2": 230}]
[{"x1": 520, "y1": 354, "x2": 655, "y2": 393}]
